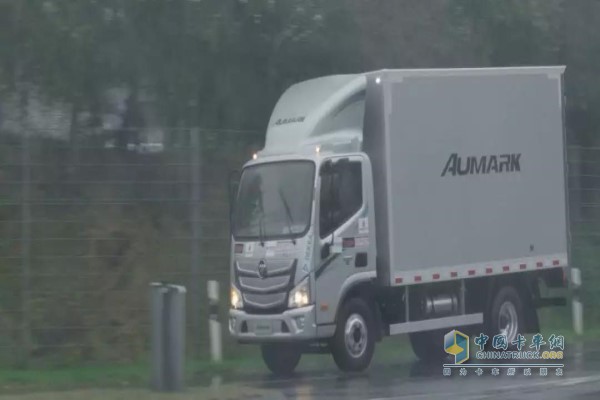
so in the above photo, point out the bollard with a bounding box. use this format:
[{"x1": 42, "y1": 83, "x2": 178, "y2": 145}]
[
  {"x1": 150, "y1": 283, "x2": 186, "y2": 392},
  {"x1": 151, "y1": 283, "x2": 167, "y2": 391},
  {"x1": 570, "y1": 268, "x2": 583, "y2": 335},
  {"x1": 207, "y1": 280, "x2": 223, "y2": 362},
  {"x1": 164, "y1": 284, "x2": 186, "y2": 391}
]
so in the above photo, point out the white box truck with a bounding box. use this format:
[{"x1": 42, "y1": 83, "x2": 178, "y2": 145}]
[{"x1": 228, "y1": 67, "x2": 570, "y2": 374}]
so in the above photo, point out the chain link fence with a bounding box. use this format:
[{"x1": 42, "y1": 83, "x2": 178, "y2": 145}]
[
  {"x1": 0, "y1": 128, "x2": 262, "y2": 366},
  {"x1": 568, "y1": 145, "x2": 600, "y2": 329},
  {"x1": 0, "y1": 129, "x2": 598, "y2": 367}
]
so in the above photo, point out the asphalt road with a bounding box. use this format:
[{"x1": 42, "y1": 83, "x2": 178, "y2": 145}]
[{"x1": 208, "y1": 342, "x2": 600, "y2": 400}]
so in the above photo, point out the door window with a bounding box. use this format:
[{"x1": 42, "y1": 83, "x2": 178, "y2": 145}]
[{"x1": 319, "y1": 160, "x2": 362, "y2": 238}]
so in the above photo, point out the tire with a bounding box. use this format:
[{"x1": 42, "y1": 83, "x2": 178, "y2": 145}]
[
  {"x1": 409, "y1": 330, "x2": 447, "y2": 362},
  {"x1": 331, "y1": 297, "x2": 376, "y2": 372},
  {"x1": 485, "y1": 286, "x2": 526, "y2": 344},
  {"x1": 261, "y1": 343, "x2": 302, "y2": 376}
]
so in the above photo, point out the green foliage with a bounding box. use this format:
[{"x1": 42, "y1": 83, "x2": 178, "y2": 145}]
[{"x1": 1, "y1": 0, "x2": 600, "y2": 368}]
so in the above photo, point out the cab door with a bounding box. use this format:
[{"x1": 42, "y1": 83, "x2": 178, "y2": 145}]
[{"x1": 315, "y1": 155, "x2": 374, "y2": 325}]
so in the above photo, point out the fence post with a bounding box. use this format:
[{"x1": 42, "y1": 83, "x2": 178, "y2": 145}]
[
  {"x1": 190, "y1": 128, "x2": 202, "y2": 356},
  {"x1": 19, "y1": 85, "x2": 32, "y2": 367},
  {"x1": 571, "y1": 268, "x2": 583, "y2": 335},
  {"x1": 207, "y1": 280, "x2": 222, "y2": 362},
  {"x1": 568, "y1": 146, "x2": 581, "y2": 226}
]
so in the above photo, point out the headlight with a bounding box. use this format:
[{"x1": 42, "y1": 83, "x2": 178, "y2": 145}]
[
  {"x1": 230, "y1": 285, "x2": 243, "y2": 309},
  {"x1": 288, "y1": 277, "x2": 310, "y2": 309}
]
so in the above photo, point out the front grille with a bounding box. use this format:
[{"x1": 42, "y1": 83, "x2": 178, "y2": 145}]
[
  {"x1": 235, "y1": 258, "x2": 296, "y2": 314},
  {"x1": 243, "y1": 292, "x2": 287, "y2": 309},
  {"x1": 242, "y1": 303, "x2": 288, "y2": 315},
  {"x1": 239, "y1": 275, "x2": 290, "y2": 293}
]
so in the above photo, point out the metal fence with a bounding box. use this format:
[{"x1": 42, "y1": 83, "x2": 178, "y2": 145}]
[
  {"x1": 0, "y1": 129, "x2": 599, "y2": 367},
  {"x1": 567, "y1": 146, "x2": 600, "y2": 329},
  {"x1": 0, "y1": 128, "x2": 263, "y2": 366}
]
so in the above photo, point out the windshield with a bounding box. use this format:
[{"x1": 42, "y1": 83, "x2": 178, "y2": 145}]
[{"x1": 233, "y1": 161, "x2": 315, "y2": 240}]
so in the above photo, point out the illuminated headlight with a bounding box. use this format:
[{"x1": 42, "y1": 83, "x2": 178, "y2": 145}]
[
  {"x1": 288, "y1": 277, "x2": 310, "y2": 309},
  {"x1": 230, "y1": 285, "x2": 243, "y2": 309}
]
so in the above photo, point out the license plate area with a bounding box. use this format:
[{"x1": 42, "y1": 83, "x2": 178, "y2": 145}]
[{"x1": 254, "y1": 321, "x2": 273, "y2": 336}]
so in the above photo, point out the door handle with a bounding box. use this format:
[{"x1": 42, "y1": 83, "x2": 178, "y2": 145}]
[{"x1": 343, "y1": 255, "x2": 354, "y2": 265}]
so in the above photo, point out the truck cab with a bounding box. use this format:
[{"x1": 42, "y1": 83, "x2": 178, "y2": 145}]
[
  {"x1": 229, "y1": 151, "x2": 376, "y2": 329},
  {"x1": 229, "y1": 75, "x2": 379, "y2": 372}
]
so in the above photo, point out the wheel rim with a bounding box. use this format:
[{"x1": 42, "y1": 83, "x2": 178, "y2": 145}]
[
  {"x1": 498, "y1": 301, "x2": 519, "y2": 343},
  {"x1": 344, "y1": 313, "x2": 368, "y2": 359}
]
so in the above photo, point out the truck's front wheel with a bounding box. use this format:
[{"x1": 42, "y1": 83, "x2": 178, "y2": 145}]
[
  {"x1": 331, "y1": 298, "x2": 375, "y2": 372},
  {"x1": 261, "y1": 343, "x2": 302, "y2": 376}
]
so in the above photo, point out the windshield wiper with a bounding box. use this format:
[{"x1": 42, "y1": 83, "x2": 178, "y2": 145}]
[
  {"x1": 258, "y1": 189, "x2": 266, "y2": 247},
  {"x1": 258, "y1": 213, "x2": 266, "y2": 247},
  {"x1": 278, "y1": 188, "x2": 296, "y2": 245}
]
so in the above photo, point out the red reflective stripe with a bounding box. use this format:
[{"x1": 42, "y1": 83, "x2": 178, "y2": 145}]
[
  {"x1": 433, "y1": 273, "x2": 440, "y2": 280},
  {"x1": 536, "y1": 261, "x2": 543, "y2": 268},
  {"x1": 486, "y1": 267, "x2": 493, "y2": 274},
  {"x1": 468, "y1": 270, "x2": 476, "y2": 276},
  {"x1": 414, "y1": 275, "x2": 422, "y2": 282},
  {"x1": 553, "y1": 260, "x2": 560, "y2": 266},
  {"x1": 450, "y1": 272, "x2": 458, "y2": 278},
  {"x1": 503, "y1": 266, "x2": 510, "y2": 272},
  {"x1": 395, "y1": 277, "x2": 403, "y2": 284},
  {"x1": 520, "y1": 264, "x2": 527, "y2": 270}
]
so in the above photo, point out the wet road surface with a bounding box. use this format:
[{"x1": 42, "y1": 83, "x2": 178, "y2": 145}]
[{"x1": 208, "y1": 342, "x2": 600, "y2": 399}]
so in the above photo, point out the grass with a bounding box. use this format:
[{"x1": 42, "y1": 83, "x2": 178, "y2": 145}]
[
  {"x1": 0, "y1": 386, "x2": 278, "y2": 400},
  {"x1": 538, "y1": 307, "x2": 600, "y2": 340},
  {"x1": 0, "y1": 337, "x2": 413, "y2": 395},
  {"x1": 0, "y1": 316, "x2": 596, "y2": 395},
  {"x1": 0, "y1": 359, "x2": 245, "y2": 394}
]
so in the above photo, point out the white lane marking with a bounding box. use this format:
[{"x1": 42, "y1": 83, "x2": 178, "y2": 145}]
[
  {"x1": 249, "y1": 373, "x2": 340, "y2": 386},
  {"x1": 368, "y1": 375, "x2": 600, "y2": 400},
  {"x1": 501, "y1": 374, "x2": 600, "y2": 391},
  {"x1": 369, "y1": 394, "x2": 432, "y2": 400},
  {"x1": 553, "y1": 375, "x2": 600, "y2": 386}
]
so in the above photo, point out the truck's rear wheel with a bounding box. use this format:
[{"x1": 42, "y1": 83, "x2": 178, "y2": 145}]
[
  {"x1": 261, "y1": 343, "x2": 301, "y2": 376},
  {"x1": 486, "y1": 286, "x2": 526, "y2": 344},
  {"x1": 409, "y1": 330, "x2": 447, "y2": 362},
  {"x1": 331, "y1": 298, "x2": 375, "y2": 372}
]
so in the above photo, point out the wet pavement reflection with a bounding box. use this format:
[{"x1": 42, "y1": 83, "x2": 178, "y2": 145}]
[{"x1": 201, "y1": 341, "x2": 600, "y2": 399}]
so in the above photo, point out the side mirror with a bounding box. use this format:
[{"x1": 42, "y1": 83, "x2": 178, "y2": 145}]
[
  {"x1": 320, "y1": 159, "x2": 333, "y2": 175},
  {"x1": 331, "y1": 237, "x2": 343, "y2": 254},
  {"x1": 321, "y1": 243, "x2": 330, "y2": 260}
]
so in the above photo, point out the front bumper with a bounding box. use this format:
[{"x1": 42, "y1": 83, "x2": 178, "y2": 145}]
[{"x1": 229, "y1": 305, "x2": 327, "y2": 342}]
